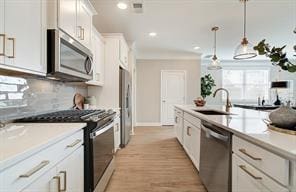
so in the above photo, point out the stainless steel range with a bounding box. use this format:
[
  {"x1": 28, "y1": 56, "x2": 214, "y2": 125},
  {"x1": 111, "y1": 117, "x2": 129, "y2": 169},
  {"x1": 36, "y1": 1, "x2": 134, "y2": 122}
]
[{"x1": 18, "y1": 109, "x2": 116, "y2": 192}]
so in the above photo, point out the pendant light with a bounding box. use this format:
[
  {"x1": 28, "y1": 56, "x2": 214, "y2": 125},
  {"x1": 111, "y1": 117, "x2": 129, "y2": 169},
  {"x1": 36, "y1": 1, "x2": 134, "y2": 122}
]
[
  {"x1": 233, "y1": 0, "x2": 257, "y2": 60},
  {"x1": 208, "y1": 26, "x2": 222, "y2": 70}
]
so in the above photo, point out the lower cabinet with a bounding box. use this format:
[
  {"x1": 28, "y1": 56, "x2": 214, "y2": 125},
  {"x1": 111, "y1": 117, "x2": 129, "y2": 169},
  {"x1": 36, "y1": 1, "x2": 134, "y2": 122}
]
[
  {"x1": 183, "y1": 120, "x2": 201, "y2": 170},
  {"x1": 174, "y1": 114, "x2": 183, "y2": 144},
  {"x1": 232, "y1": 154, "x2": 288, "y2": 192},
  {"x1": 114, "y1": 115, "x2": 121, "y2": 152},
  {"x1": 21, "y1": 146, "x2": 84, "y2": 192}
]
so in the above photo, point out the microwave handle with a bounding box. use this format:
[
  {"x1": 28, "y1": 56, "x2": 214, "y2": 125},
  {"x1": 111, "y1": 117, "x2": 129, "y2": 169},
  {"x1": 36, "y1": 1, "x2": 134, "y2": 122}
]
[{"x1": 90, "y1": 121, "x2": 113, "y2": 139}]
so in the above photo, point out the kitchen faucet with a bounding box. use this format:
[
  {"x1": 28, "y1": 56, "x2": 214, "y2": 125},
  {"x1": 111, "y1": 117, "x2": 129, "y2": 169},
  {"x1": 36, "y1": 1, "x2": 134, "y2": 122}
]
[{"x1": 213, "y1": 88, "x2": 232, "y2": 112}]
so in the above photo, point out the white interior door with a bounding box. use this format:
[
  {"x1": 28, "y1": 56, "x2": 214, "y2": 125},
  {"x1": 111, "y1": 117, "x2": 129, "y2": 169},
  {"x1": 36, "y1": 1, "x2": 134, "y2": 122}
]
[{"x1": 161, "y1": 70, "x2": 186, "y2": 125}]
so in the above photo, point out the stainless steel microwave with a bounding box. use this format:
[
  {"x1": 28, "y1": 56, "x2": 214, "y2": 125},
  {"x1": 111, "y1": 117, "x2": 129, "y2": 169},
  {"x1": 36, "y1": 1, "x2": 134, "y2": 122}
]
[{"x1": 47, "y1": 29, "x2": 93, "y2": 81}]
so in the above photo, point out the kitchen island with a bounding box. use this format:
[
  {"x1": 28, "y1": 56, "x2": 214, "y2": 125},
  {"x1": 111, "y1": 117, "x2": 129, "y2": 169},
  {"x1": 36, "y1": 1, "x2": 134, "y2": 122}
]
[{"x1": 174, "y1": 105, "x2": 296, "y2": 192}]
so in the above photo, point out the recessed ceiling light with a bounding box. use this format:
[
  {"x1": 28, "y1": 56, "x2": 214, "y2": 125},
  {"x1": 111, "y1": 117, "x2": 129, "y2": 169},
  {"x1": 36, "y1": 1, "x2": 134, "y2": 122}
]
[
  {"x1": 193, "y1": 46, "x2": 200, "y2": 50},
  {"x1": 149, "y1": 32, "x2": 157, "y2": 37},
  {"x1": 117, "y1": 2, "x2": 128, "y2": 10}
]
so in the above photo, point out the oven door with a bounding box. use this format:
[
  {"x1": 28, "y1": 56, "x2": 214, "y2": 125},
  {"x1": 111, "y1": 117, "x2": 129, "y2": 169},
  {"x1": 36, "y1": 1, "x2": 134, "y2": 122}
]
[
  {"x1": 90, "y1": 121, "x2": 114, "y2": 190},
  {"x1": 47, "y1": 29, "x2": 93, "y2": 81}
]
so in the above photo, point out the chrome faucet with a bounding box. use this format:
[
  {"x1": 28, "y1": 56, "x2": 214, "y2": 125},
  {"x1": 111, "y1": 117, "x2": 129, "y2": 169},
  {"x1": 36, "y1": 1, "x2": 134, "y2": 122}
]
[{"x1": 213, "y1": 88, "x2": 232, "y2": 111}]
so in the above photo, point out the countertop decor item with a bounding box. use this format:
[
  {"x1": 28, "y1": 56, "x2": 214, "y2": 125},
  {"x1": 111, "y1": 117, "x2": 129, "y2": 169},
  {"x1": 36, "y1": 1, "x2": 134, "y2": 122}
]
[
  {"x1": 253, "y1": 28, "x2": 296, "y2": 73},
  {"x1": 73, "y1": 93, "x2": 85, "y2": 110},
  {"x1": 208, "y1": 26, "x2": 222, "y2": 70},
  {"x1": 194, "y1": 97, "x2": 206, "y2": 107},
  {"x1": 199, "y1": 74, "x2": 216, "y2": 106},
  {"x1": 268, "y1": 105, "x2": 296, "y2": 130},
  {"x1": 233, "y1": 0, "x2": 257, "y2": 60},
  {"x1": 270, "y1": 81, "x2": 289, "y2": 105},
  {"x1": 263, "y1": 119, "x2": 296, "y2": 135}
]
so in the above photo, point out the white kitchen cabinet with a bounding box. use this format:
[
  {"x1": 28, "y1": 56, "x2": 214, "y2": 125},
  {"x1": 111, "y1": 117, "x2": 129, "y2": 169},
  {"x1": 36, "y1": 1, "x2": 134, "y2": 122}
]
[
  {"x1": 183, "y1": 120, "x2": 201, "y2": 170},
  {"x1": 114, "y1": 115, "x2": 121, "y2": 152},
  {"x1": 0, "y1": 0, "x2": 46, "y2": 75},
  {"x1": 232, "y1": 154, "x2": 289, "y2": 192},
  {"x1": 174, "y1": 113, "x2": 183, "y2": 145},
  {"x1": 56, "y1": 147, "x2": 84, "y2": 192},
  {"x1": 0, "y1": 0, "x2": 4, "y2": 64},
  {"x1": 87, "y1": 27, "x2": 105, "y2": 86},
  {"x1": 119, "y1": 38, "x2": 129, "y2": 69},
  {"x1": 57, "y1": 0, "x2": 96, "y2": 49},
  {"x1": 59, "y1": 0, "x2": 77, "y2": 38}
]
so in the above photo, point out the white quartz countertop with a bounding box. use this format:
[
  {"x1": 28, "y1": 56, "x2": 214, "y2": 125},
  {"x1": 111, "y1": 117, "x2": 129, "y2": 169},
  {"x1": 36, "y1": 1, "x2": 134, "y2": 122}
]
[
  {"x1": 0, "y1": 123, "x2": 86, "y2": 171},
  {"x1": 175, "y1": 105, "x2": 296, "y2": 161}
]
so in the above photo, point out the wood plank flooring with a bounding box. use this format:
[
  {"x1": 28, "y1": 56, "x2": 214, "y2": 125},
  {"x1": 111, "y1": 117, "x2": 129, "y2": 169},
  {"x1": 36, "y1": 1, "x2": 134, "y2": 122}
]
[{"x1": 105, "y1": 126, "x2": 206, "y2": 192}]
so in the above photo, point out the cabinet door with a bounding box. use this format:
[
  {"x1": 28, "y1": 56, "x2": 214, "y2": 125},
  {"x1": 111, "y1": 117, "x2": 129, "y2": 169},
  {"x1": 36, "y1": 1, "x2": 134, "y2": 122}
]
[
  {"x1": 59, "y1": 0, "x2": 77, "y2": 38},
  {"x1": 0, "y1": 0, "x2": 4, "y2": 64},
  {"x1": 183, "y1": 121, "x2": 191, "y2": 156},
  {"x1": 56, "y1": 147, "x2": 84, "y2": 192},
  {"x1": 174, "y1": 115, "x2": 183, "y2": 145},
  {"x1": 21, "y1": 167, "x2": 58, "y2": 192},
  {"x1": 119, "y1": 39, "x2": 128, "y2": 68},
  {"x1": 190, "y1": 126, "x2": 201, "y2": 170},
  {"x1": 4, "y1": 0, "x2": 45, "y2": 74},
  {"x1": 114, "y1": 116, "x2": 121, "y2": 151},
  {"x1": 91, "y1": 29, "x2": 105, "y2": 85},
  {"x1": 77, "y1": 0, "x2": 91, "y2": 49}
]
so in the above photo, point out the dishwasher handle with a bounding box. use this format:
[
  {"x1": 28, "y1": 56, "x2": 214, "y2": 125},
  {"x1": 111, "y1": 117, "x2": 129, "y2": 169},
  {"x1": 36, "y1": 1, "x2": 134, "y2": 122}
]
[{"x1": 201, "y1": 124, "x2": 229, "y2": 142}]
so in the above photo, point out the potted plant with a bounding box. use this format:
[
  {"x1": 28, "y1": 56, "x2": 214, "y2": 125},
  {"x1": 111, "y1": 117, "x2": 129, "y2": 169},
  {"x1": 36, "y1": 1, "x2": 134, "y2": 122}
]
[
  {"x1": 253, "y1": 29, "x2": 296, "y2": 73},
  {"x1": 194, "y1": 74, "x2": 216, "y2": 106}
]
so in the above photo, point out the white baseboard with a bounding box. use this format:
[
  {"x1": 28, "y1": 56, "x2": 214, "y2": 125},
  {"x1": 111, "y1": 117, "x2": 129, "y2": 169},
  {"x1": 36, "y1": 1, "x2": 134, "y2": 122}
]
[{"x1": 135, "y1": 122, "x2": 162, "y2": 127}]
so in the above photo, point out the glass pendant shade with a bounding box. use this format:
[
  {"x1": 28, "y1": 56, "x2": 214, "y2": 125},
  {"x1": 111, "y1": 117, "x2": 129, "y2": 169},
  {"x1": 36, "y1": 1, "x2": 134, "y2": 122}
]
[
  {"x1": 208, "y1": 56, "x2": 222, "y2": 70},
  {"x1": 233, "y1": 38, "x2": 257, "y2": 60}
]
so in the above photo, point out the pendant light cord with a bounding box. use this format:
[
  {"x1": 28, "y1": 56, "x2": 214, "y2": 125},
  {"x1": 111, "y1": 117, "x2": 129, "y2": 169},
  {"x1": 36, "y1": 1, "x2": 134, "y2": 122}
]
[
  {"x1": 243, "y1": 0, "x2": 247, "y2": 38},
  {"x1": 214, "y1": 29, "x2": 217, "y2": 55}
]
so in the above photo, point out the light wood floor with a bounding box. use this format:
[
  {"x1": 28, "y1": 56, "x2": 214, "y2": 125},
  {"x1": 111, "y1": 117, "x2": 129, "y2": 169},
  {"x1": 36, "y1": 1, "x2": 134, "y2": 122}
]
[{"x1": 105, "y1": 126, "x2": 206, "y2": 192}]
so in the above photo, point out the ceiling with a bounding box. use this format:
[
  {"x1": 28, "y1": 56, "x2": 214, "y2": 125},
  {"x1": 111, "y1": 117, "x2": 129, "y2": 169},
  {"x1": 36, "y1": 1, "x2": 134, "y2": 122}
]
[{"x1": 91, "y1": 0, "x2": 296, "y2": 60}]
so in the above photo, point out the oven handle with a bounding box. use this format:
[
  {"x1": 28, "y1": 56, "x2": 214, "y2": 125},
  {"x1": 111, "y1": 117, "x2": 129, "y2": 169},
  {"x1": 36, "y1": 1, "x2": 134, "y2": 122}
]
[{"x1": 90, "y1": 121, "x2": 114, "y2": 139}]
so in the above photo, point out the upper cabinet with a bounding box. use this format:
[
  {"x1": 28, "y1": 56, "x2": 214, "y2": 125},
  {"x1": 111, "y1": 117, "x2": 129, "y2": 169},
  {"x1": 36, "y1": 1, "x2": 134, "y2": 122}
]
[
  {"x1": 0, "y1": 0, "x2": 46, "y2": 76},
  {"x1": 58, "y1": 0, "x2": 96, "y2": 49},
  {"x1": 119, "y1": 37, "x2": 129, "y2": 69},
  {"x1": 87, "y1": 27, "x2": 105, "y2": 86}
]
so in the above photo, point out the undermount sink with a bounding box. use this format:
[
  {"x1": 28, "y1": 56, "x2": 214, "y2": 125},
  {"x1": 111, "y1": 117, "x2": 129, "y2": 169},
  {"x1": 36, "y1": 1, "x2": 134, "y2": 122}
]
[{"x1": 193, "y1": 110, "x2": 231, "y2": 115}]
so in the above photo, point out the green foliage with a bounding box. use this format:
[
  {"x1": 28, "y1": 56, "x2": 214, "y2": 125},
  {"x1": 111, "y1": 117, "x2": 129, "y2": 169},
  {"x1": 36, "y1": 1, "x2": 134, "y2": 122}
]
[
  {"x1": 201, "y1": 74, "x2": 216, "y2": 99},
  {"x1": 254, "y1": 40, "x2": 296, "y2": 73}
]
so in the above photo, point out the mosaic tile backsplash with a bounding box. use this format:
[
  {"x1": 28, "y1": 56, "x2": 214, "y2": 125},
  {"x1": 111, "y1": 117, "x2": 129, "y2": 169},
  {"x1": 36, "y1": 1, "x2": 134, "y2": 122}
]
[{"x1": 0, "y1": 75, "x2": 87, "y2": 121}]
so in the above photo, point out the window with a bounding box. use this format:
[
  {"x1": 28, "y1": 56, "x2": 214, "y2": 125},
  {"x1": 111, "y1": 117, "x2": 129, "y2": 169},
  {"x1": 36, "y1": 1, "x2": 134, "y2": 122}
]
[{"x1": 222, "y1": 69, "x2": 270, "y2": 102}]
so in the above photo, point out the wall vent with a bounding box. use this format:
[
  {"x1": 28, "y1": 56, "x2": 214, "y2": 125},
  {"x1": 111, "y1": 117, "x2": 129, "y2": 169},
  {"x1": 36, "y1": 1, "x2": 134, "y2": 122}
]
[{"x1": 131, "y1": 1, "x2": 143, "y2": 13}]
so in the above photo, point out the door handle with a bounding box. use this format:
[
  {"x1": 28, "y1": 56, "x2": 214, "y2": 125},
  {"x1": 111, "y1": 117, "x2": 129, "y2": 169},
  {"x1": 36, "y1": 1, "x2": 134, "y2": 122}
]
[
  {"x1": 53, "y1": 176, "x2": 61, "y2": 192},
  {"x1": 187, "y1": 126, "x2": 191, "y2": 136},
  {"x1": 175, "y1": 117, "x2": 178, "y2": 123},
  {"x1": 19, "y1": 160, "x2": 50, "y2": 178},
  {"x1": 239, "y1": 149, "x2": 262, "y2": 161},
  {"x1": 81, "y1": 27, "x2": 85, "y2": 40},
  {"x1": 77, "y1": 26, "x2": 83, "y2": 39},
  {"x1": 7, "y1": 37, "x2": 15, "y2": 58},
  {"x1": 0, "y1": 34, "x2": 5, "y2": 56},
  {"x1": 239, "y1": 165, "x2": 262, "y2": 180},
  {"x1": 59, "y1": 171, "x2": 67, "y2": 192},
  {"x1": 201, "y1": 125, "x2": 229, "y2": 142}
]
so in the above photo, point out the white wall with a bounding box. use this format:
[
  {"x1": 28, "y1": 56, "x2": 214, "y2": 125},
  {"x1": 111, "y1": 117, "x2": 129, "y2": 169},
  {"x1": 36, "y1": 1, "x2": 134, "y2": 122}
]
[
  {"x1": 201, "y1": 60, "x2": 296, "y2": 105},
  {"x1": 136, "y1": 59, "x2": 201, "y2": 124}
]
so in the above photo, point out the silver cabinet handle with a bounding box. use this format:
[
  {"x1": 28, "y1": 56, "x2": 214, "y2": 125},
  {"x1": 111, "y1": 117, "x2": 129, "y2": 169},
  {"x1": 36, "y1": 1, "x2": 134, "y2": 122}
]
[
  {"x1": 53, "y1": 176, "x2": 61, "y2": 192},
  {"x1": 116, "y1": 123, "x2": 120, "y2": 132},
  {"x1": 7, "y1": 37, "x2": 15, "y2": 58},
  {"x1": 0, "y1": 34, "x2": 5, "y2": 56},
  {"x1": 77, "y1": 26, "x2": 83, "y2": 39},
  {"x1": 59, "y1": 171, "x2": 67, "y2": 192},
  {"x1": 239, "y1": 149, "x2": 262, "y2": 161},
  {"x1": 201, "y1": 125, "x2": 229, "y2": 142},
  {"x1": 66, "y1": 139, "x2": 82, "y2": 148},
  {"x1": 19, "y1": 160, "x2": 50, "y2": 178},
  {"x1": 175, "y1": 117, "x2": 178, "y2": 123},
  {"x1": 81, "y1": 27, "x2": 85, "y2": 40},
  {"x1": 239, "y1": 165, "x2": 262, "y2": 180},
  {"x1": 187, "y1": 126, "x2": 191, "y2": 136}
]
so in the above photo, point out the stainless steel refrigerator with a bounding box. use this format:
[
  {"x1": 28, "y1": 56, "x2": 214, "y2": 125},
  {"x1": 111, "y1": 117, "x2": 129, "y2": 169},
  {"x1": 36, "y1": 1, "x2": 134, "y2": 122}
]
[{"x1": 120, "y1": 68, "x2": 132, "y2": 147}]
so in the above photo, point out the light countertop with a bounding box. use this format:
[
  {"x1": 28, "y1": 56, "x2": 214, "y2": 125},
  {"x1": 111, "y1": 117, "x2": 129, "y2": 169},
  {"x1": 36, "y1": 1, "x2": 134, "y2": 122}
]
[
  {"x1": 0, "y1": 123, "x2": 86, "y2": 171},
  {"x1": 175, "y1": 105, "x2": 296, "y2": 161}
]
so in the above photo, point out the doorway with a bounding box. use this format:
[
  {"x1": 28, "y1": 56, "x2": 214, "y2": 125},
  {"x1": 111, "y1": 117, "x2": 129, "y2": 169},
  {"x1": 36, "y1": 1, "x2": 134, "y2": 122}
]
[{"x1": 161, "y1": 70, "x2": 186, "y2": 125}]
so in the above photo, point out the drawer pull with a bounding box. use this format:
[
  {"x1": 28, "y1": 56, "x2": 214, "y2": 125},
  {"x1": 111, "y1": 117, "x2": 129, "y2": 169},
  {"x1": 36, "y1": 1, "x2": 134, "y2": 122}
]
[
  {"x1": 19, "y1": 160, "x2": 49, "y2": 178},
  {"x1": 53, "y1": 176, "x2": 61, "y2": 192},
  {"x1": 239, "y1": 165, "x2": 262, "y2": 180},
  {"x1": 67, "y1": 139, "x2": 82, "y2": 148},
  {"x1": 239, "y1": 149, "x2": 262, "y2": 161},
  {"x1": 0, "y1": 34, "x2": 5, "y2": 56},
  {"x1": 60, "y1": 171, "x2": 67, "y2": 192}
]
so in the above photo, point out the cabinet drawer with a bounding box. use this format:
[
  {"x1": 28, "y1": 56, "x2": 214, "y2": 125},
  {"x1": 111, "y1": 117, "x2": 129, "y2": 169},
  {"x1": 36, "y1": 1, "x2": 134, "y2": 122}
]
[
  {"x1": 0, "y1": 130, "x2": 83, "y2": 192},
  {"x1": 233, "y1": 136, "x2": 289, "y2": 186},
  {"x1": 184, "y1": 112, "x2": 201, "y2": 128},
  {"x1": 232, "y1": 154, "x2": 288, "y2": 192},
  {"x1": 175, "y1": 108, "x2": 183, "y2": 117}
]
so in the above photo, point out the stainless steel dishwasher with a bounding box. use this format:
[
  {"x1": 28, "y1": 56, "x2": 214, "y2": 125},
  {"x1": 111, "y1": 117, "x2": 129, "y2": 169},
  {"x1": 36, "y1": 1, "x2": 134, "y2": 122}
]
[{"x1": 199, "y1": 121, "x2": 232, "y2": 192}]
